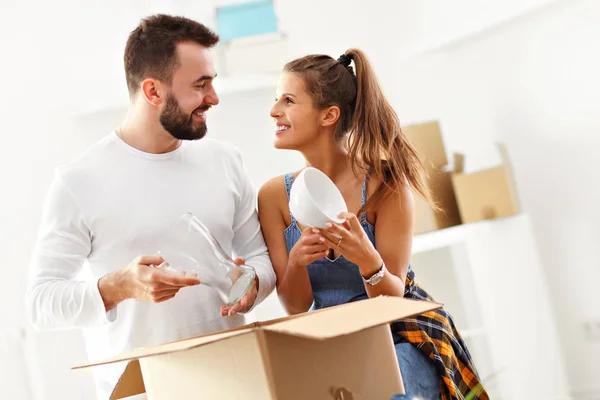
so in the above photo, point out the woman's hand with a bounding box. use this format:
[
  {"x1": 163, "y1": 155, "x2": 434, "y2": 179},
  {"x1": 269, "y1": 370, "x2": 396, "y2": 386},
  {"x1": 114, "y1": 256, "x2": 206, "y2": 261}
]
[
  {"x1": 288, "y1": 227, "x2": 330, "y2": 269},
  {"x1": 316, "y1": 212, "x2": 382, "y2": 276}
]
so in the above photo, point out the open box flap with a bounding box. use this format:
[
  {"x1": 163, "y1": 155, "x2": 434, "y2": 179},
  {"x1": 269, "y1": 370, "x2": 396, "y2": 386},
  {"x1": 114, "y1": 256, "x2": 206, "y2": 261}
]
[
  {"x1": 264, "y1": 296, "x2": 442, "y2": 339},
  {"x1": 109, "y1": 360, "x2": 145, "y2": 400},
  {"x1": 75, "y1": 297, "x2": 441, "y2": 370},
  {"x1": 453, "y1": 153, "x2": 465, "y2": 174},
  {"x1": 73, "y1": 304, "x2": 341, "y2": 370},
  {"x1": 73, "y1": 309, "x2": 330, "y2": 371},
  {"x1": 73, "y1": 327, "x2": 255, "y2": 369}
]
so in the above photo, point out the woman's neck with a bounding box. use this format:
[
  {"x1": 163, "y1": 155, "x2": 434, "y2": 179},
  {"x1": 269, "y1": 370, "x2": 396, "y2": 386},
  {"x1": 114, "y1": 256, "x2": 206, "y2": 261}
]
[{"x1": 300, "y1": 137, "x2": 354, "y2": 182}]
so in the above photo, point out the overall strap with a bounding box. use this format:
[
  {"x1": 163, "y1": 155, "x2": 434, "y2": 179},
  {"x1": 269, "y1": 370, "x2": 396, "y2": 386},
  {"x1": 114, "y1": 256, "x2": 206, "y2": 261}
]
[
  {"x1": 359, "y1": 175, "x2": 368, "y2": 223},
  {"x1": 283, "y1": 172, "x2": 296, "y2": 225}
]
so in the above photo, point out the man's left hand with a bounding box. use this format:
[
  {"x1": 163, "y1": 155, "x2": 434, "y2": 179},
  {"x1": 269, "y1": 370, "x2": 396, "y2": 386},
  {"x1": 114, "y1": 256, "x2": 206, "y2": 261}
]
[{"x1": 220, "y1": 258, "x2": 259, "y2": 317}]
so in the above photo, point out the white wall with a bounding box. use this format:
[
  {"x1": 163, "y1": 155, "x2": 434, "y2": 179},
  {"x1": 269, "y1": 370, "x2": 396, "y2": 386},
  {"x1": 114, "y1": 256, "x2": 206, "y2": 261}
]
[
  {"x1": 387, "y1": 1, "x2": 600, "y2": 395},
  {"x1": 2, "y1": 0, "x2": 597, "y2": 398}
]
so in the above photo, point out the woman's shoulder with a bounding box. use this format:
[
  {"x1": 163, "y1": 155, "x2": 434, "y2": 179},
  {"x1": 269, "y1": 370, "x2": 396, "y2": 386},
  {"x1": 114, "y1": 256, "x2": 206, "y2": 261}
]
[
  {"x1": 259, "y1": 175, "x2": 286, "y2": 199},
  {"x1": 366, "y1": 170, "x2": 415, "y2": 214},
  {"x1": 258, "y1": 172, "x2": 299, "y2": 208},
  {"x1": 258, "y1": 173, "x2": 301, "y2": 226}
]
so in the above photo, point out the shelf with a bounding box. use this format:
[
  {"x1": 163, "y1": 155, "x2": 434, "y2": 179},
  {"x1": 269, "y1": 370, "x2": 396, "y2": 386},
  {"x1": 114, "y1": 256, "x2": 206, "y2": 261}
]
[
  {"x1": 411, "y1": 220, "x2": 479, "y2": 254},
  {"x1": 459, "y1": 327, "x2": 487, "y2": 340},
  {"x1": 411, "y1": 214, "x2": 524, "y2": 255}
]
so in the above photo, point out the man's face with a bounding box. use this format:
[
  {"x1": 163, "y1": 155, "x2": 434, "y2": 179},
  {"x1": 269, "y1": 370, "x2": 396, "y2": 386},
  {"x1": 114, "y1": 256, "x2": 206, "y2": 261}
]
[{"x1": 159, "y1": 42, "x2": 219, "y2": 141}]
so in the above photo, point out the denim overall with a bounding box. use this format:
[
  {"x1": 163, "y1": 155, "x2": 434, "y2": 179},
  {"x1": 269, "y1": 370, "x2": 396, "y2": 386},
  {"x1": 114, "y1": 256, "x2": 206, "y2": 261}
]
[{"x1": 283, "y1": 172, "x2": 440, "y2": 399}]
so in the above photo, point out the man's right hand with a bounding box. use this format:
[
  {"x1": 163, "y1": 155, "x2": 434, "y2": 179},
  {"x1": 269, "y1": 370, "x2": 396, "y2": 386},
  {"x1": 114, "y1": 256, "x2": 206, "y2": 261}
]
[{"x1": 98, "y1": 254, "x2": 201, "y2": 312}]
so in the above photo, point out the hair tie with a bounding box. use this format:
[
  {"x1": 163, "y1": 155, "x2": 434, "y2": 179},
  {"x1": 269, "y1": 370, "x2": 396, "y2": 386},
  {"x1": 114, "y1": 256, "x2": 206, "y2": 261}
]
[{"x1": 337, "y1": 54, "x2": 352, "y2": 67}]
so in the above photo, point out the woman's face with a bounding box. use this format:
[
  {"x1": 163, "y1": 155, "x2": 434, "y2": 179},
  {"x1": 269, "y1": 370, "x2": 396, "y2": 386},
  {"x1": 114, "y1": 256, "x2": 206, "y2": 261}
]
[{"x1": 270, "y1": 72, "x2": 323, "y2": 150}]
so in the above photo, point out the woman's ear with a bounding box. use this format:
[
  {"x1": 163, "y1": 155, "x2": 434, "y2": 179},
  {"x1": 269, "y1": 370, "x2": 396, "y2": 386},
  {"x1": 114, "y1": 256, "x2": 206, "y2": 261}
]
[{"x1": 321, "y1": 105, "x2": 341, "y2": 127}]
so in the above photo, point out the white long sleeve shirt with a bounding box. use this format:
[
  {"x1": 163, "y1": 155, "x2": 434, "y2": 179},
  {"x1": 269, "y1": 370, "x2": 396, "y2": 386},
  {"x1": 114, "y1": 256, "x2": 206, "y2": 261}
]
[{"x1": 26, "y1": 132, "x2": 276, "y2": 399}]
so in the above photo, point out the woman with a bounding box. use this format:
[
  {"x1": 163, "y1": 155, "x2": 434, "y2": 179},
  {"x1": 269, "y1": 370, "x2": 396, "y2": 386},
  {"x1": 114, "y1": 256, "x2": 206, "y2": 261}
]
[{"x1": 258, "y1": 49, "x2": 488, "y2": 400}]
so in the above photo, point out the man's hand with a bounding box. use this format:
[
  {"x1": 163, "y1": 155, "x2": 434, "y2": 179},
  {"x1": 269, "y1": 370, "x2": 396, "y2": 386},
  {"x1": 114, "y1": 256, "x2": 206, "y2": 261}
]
[
  {"x1": 220, "y1": 258, "x2": 259, "y2": 317},
  {"x1": 99, "y1": 254, "x2": 201, "y2": 312}
]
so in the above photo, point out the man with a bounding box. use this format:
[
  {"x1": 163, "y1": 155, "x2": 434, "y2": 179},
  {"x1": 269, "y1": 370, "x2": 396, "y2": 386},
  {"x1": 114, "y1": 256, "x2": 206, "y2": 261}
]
[{"x1": 26, "y1": 14, "x2": 276, "y2": 399}]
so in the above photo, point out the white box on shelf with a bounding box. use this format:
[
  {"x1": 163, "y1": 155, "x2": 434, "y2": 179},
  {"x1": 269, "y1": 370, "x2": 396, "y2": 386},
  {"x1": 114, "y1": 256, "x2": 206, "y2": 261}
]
[{"x1": 215, "y1": 32, "x2": 288, "y2": 78}]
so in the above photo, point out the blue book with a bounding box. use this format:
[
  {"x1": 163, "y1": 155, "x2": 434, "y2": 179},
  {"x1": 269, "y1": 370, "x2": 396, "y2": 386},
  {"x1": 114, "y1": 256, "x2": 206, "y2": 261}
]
[{"x1": 216, "y1": 0, "x2": 279, "y2": 41}]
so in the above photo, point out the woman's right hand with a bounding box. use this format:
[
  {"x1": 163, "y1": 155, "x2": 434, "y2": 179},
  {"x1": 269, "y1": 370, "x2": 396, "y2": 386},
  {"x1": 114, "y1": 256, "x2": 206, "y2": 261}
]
[{"x1": 288, "y1": 228, "x2": 330, "y2": 269}]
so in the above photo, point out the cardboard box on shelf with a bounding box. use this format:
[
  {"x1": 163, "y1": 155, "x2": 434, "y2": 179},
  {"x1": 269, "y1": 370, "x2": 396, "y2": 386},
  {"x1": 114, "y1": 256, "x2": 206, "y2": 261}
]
[
  {"x1": 451, "y1": 143, "x2": 520, "y2": 223},
  {"x1": 73, "y1": 297, "x2": 440, "y2": 400},
  {"x1": 403, "y1": 121, "x2": 461, "y2": 234},
  {"x1": 403, "y1": 121, "x2": 448, "y2": 170},
  {"x1": 413, "y1": 165, "x2": 462, "y2": 235}
]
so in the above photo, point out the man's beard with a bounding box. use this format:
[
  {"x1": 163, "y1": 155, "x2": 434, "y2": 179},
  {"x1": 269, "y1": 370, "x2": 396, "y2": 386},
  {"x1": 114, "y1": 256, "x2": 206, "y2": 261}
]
[{"x1": 159, "y1": 93, "x2": 208, "y2": 141}]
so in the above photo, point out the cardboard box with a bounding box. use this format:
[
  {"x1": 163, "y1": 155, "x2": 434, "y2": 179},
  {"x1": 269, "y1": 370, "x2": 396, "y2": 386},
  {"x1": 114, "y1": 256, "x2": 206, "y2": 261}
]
[
  {"x1": 403, "y1": 121, "x2": 461, "y2": 234},
  {"x1": 74, "y1": 297, "x2": 440, "y2": 400},
  {"x1": 403, "y1": 121, "x2": 448, "y2": 170},
  {"x1": 451, "y1": 143, "x2": 520, "y2": 223},
  {"x1": 413, "y1": 166, "x2": 462, "y2": 235}
]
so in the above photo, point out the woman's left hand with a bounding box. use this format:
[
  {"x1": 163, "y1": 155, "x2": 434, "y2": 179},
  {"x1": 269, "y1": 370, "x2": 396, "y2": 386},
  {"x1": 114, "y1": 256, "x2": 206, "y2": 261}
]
[{"x1": 315, "y1": 212, "x2": 382, "y2": 275}]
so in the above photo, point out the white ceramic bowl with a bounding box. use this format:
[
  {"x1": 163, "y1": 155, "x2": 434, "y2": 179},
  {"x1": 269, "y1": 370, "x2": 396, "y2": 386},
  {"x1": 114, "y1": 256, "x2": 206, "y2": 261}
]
[{"x1": 289, "y1": 167, "x2": 348, "y2": 229}]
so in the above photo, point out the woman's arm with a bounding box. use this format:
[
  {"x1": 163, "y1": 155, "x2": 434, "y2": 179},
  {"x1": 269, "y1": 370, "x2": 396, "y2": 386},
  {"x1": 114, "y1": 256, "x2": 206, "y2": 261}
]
[
  {"x1": 317, "y1": 184, "x2": 414, "y2": 298},
  {"x1": 364, "y1": 184, "x2": 414, "y2": 297},
  {"x1": 258, "y1": 177, "x2": 325, "y2": 314}
]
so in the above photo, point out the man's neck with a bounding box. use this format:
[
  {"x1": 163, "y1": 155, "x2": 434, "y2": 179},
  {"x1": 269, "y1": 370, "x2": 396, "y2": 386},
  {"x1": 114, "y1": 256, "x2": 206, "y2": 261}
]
[{"x1": 118, "y1": 109, "x2": 181, "y2": 154}]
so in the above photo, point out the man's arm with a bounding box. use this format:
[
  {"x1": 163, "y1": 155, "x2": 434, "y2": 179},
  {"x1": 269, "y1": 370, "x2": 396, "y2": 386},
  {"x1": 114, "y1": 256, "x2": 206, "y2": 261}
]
[
  {"x1": 229, "y1": 151, "x2": 276, "y2": 312},
  {"x1": 26, "y1": 173, "x2": 202, "y2": 331},
  {"x1": 26, "y1": 173, "x2": 116, "y2": 330}
]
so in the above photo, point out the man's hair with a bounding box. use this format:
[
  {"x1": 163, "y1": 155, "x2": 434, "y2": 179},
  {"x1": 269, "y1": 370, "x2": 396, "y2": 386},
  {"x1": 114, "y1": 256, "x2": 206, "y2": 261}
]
[{"x1": 124, "y1": 14, "x2": 219, "y2": 94}]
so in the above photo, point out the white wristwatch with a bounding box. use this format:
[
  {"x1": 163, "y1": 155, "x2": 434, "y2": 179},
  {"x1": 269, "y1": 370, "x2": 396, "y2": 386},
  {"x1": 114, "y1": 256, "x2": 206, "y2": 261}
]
[{"x1": 362, "y1": 262, "x2": 386, "y2": 286}]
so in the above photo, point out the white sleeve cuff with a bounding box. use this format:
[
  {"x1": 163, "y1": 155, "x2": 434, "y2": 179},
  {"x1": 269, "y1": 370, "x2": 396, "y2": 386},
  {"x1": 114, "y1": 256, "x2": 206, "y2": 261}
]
[
  {"x1": 254, "y1": 267, "x2": 273, "y2": 306},
  {"x1": 88, "y1": 277, "x2": 118, "y2": 324},
  {"x1": 241, "y1": 265, "x2": 275, "y2": 315}
]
